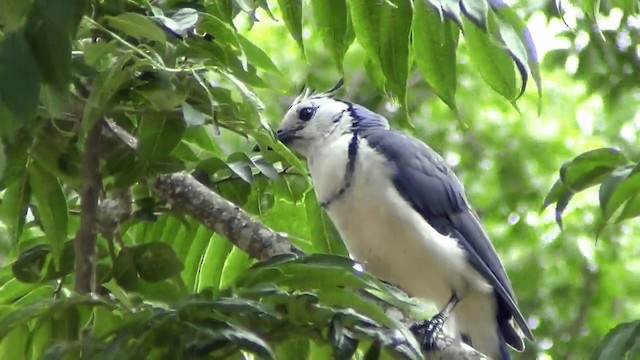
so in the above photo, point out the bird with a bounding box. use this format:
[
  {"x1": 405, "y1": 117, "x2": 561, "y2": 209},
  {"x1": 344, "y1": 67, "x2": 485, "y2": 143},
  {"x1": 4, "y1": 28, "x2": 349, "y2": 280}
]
[{"x1": 275, "y1": 80, "x2": 533, "y2": 359}]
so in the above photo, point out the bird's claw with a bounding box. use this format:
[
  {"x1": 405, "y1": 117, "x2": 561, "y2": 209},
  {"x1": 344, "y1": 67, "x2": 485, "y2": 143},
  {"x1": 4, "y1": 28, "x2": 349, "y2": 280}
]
[{"x1": 410, "y1": 313, "x2": 446, "y2": 351}]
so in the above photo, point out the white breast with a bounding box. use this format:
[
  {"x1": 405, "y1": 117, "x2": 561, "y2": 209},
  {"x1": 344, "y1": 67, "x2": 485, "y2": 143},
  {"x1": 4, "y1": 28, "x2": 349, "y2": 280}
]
[{"x1": 307, "y1": 135, "x2": 489, "y2": 307}]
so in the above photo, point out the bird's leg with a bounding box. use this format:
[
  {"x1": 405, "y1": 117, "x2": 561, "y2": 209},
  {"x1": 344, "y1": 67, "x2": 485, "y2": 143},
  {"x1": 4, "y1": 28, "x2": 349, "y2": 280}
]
[{"x1": 410, "y1": 293, "x2": 460, "y2": 351}]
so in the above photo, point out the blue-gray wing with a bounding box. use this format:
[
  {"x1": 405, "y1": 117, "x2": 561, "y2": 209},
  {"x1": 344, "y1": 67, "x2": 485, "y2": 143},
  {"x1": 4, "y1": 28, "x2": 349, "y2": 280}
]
[{"x1": 362, "y1": 129, "x2": 533, "y2": 348}]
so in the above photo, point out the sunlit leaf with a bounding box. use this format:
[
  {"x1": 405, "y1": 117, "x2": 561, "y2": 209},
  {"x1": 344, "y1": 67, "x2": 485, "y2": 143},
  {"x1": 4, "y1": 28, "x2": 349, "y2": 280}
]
[
  {"x1": 560, "y1": 148, "x2": 628, "y2": 191},
  {"x1": 413, "y1": 1, "x2": 457, "y2": 110},
  {"x1": 310, "y1": 0, "x2": 355, "y2": 73},
  {"x1": 276, "y1": 0, "x2": 304, "y2": 53},
  {"x1": 2, "y1": 173, "x2": 31, "y2": 243},
  {"x1": 463, "y1": 17, "x2": 517, "y2": 104},
  {"x1": 304, "y1": 192, "x2": 348, "y2": 255}
]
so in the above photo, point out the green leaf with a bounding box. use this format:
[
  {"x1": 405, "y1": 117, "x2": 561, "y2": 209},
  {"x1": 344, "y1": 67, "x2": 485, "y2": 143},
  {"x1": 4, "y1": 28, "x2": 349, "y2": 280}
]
[
  {"x1": 329, "y1": 313, "x2": 359, "y2": 359},
  {"x1": 276, "y1": 338, "x2": 310, "y2": 360},
  {"x1": 11, "y1": 244, "x2": 50, "y2": 283},
  {"x1": 132, "y1": 242, "x2": 184, "y2": 282},
  {"x1": 137, "y1": 114, "x2": 187, "y2": 161},
  {"x1": 183, "y1": 225, "x2": 215, "y2": 291},
  {"x1": 28, "y1": 163, "x2": 68, "y2": 270},
  {"x1": 200, "y1": 13, "x2": 241, "y2": 50},
  {"x1": 463, "y1": 16, "x2": 517, "y2": 104},
  {"x1": 181, "y1": 102, "x2": 207, "y2": 127},
  {"x1": 197, "y1": 234, "x2": 233, "y2": 291},
  {"x1": 237, "y1": 34, "x2": 282, "y2": 74},
  {"x1": 113, "y1": 248, "x2": 139, "y2": 291},
  {"x1": 24, "y1": 0, "x2": 85, "y2": 92},
  {"x1": 348, "y1": 0, "x2": 411, "y2": 124},
  {"x1": 106, "y1": 13, "x2": 166, "y2": 42},
  {"x1": 0, "y1": 279, "x2": 39, "y2": 304},
  {"x1": 493, "y1": 4, "x2": 542, "y2": 107},
  {"x1": 277, "y1": 0, "x2": 304, "y2": 53},
  {"x1": 304, "y1": 192, "x2": 348, "y2": 255},
  {"x1": 542, "y1": 178, "x2": 575, "y2": 229},
  {"x1": 82, "y1": 54, "x2": 138, "y2": 135},
  {"x1": 0, "y1": 324, "x2": 28, "y2": 360},
  {"x1": 591, "y1": 321, "x2": 640, "y2": 360},
  {"x1": 600, "y1": 165, "x2": 640, "y2": 221},
  {"x1": 460, "y1": 0, "x2": 489, "y2": 28},
  {"x1": 0, "y1": 31, "x2": 40, "y2": 136},
  {"x1": 2, "y1": 173, "x2": 31, "y2": 243},
  {"x1": 187, "y1": 322, "x2": 276, "y2": 360},
  {"x1": 560, "y1": 148, "x2": 629, "y2": 191},
  {"x1": 310, "y1": 0, "x2": 355, "y2": 73},
  {"x1": 413, "y1": 1, "x2": 457, "y2": 110},
  {"x1": 617, "y1": 194, "x2": 640, "y2": 224}
]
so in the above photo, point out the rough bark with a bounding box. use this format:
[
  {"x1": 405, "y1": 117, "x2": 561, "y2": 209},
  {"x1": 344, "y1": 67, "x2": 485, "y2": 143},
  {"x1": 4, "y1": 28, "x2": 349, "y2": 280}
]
[{"x1": 73, "y1": 121, "x2": 103, "y2": 293}]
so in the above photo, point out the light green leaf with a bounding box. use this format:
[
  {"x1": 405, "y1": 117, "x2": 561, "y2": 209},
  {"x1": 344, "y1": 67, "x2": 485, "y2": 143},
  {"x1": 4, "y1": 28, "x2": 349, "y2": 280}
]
[
  {"x1": 311, "y1": 0, "x2": 355, "y2": 73},
  {"x1": 182, "y1": 225, "x2": 214, "y2": 291},
  {"x1": 237, "y1": 34, "x2": 281, "y2": 74},
  {"x1": 181, "y1": 102, "x2": 207, "y2": 127},
  {"x1": 463, "y1": 17, "x2": 517, "y2": 104},
  {"x1": 413, "y1": 1, "x2": 457, "y2": 110},
  {"x1": 600, "y1": 165, "x2": 640, "y2": 221},
  {"x1": 197, "y1": 234, "x2": 233, "y2": 291},
  {"x1": 200, "y1": 13, "x2": 241, "y2": 50},
  {"x1": 559, "y1": 148, "x2": 628, "y2": 191},
  {"x1": 494, "y1": 5, "x2": 542, "y2": 107},
  {"x1": 106, "y1": 13, "x2": 166, "y2": 42},
  {"x1": 0, "y1": 324, "x2": 28, "y2": 360},
  {"x1": 277, "y1": 0, "x2": 304, "y2": 53},
  {"x1": 304, "y1": 192, "x2": 348, "y2": 255},
  {"x1": 28, "y1": 163, "x2": 68, "y2": 270}
]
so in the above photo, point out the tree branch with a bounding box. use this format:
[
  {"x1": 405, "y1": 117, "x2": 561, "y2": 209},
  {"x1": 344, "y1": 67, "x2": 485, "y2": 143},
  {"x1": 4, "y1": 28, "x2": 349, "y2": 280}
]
[{"x1": 74, "y1": 120, "x2": 103, "y2": 294}]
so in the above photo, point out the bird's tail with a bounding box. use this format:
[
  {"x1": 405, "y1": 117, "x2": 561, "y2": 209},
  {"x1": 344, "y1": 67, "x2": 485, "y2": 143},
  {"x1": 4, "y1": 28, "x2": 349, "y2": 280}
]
[{"x1": 498, "y1": 330, "x2": 511, "y2": 360}]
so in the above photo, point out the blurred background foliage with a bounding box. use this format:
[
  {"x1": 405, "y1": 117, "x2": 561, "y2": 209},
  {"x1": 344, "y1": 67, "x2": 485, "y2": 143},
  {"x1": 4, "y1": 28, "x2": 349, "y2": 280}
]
[{"x1": 0, "y1": 0, "x2": 638, "y2": 359}]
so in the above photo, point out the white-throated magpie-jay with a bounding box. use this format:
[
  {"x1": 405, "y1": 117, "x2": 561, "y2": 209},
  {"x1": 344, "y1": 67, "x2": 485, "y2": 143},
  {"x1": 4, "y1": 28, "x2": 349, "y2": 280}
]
[{"x1": 275, "y1": 81, "x2": 533, "y2": 359}]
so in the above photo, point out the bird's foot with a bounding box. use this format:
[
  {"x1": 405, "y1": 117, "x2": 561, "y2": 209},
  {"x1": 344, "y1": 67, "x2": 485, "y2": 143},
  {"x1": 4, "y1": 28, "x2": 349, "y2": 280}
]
[{"x1": 409, "y1": 312, "x2": 446, "y2": 351}]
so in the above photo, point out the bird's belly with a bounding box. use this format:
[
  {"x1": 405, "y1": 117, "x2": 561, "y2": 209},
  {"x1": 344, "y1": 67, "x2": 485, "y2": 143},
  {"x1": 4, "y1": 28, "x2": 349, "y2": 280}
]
[{"x1": 326, "y1": 177, "x2": 468, "y2": 308}]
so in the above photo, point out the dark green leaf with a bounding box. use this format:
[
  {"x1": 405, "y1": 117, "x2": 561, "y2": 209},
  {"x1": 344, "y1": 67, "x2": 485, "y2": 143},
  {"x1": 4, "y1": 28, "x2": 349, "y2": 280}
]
[
  {"x1": 186, "y1": 322, "x2": 275, "y2": 360},
  {"x1": 11, "y1": 245, "x2": 49, "y2": 283},
  {"x1": 106, "y1": 13, "x2": 166, "y2": 42},
  {"x1": 413, "y1": 1, "x2": 457, "y2": 110},
  {"x1": 310, "y1": 0, "x2": 355, "y2": 73},
  {"x1": 28, "y1": 163, "x2": 68, "y2": 269},
  {"x1": 113, "y1": 248, "x2": 139, "y2": 291},
  {"x1": 560, "y1": 148, "x2": 628, "y2": 191},
  {"x1": 460, "y1": 0, "x2": 489, "y2": 28},
  {"x1": 463, "y1": 17, "x2": 517, "y2": 104},
  {"x1": 2, "y1": 173, "x2": 31, "y2": 243},
  {"x1": 24, "y1": 0, "x2": 85, "y2": 92},
  {"x1": 591, "y1": 321, "x2": 640, "y2": 360},
  {"x1": 277, "y1": 0, "x2": 304, "y2": 53},
  {"x1": 0, "y1": 31, "x2": 40, "y2": 136},
  {"x1": 132, "y1": 242, "x2": 184, "y2": 282},
  {"x1": 216, "y1": 178, "x2": 252, "y2": 205},
  {"x1": 276, "y1": 338, "x2": 310, "y2": 360},
  {"x1": 227, "y1": 152, "x2": 254, "y2": 183},
  {"x1": 137, "y1": 114, "x2": 186, "y2": 161}
]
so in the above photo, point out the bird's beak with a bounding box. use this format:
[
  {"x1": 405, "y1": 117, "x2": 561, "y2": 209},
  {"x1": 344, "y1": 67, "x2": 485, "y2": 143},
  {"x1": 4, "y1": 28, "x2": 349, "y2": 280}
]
[{"x1": 276, "y1": 128, "x2": 298, "y2": 145}]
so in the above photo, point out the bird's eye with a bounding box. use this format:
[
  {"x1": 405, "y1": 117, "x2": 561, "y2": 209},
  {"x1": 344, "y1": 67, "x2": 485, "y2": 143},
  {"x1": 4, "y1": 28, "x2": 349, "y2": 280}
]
[{"x1": 298, "y1": 107, "x2": 317, "y2": 121}]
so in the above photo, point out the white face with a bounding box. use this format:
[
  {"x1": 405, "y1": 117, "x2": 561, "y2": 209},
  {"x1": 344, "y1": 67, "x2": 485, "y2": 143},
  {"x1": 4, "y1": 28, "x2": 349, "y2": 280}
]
[{"x1": 277, "y1": 97, "x2": 351, "y2": 158}]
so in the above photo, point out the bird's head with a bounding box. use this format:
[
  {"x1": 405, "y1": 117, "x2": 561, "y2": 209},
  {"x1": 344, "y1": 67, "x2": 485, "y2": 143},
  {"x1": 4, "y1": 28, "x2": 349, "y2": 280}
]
[{"x1": 276, "y1": 79, "x2": 389, "y2": 158}]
